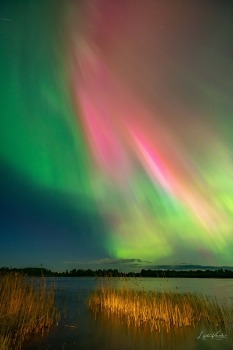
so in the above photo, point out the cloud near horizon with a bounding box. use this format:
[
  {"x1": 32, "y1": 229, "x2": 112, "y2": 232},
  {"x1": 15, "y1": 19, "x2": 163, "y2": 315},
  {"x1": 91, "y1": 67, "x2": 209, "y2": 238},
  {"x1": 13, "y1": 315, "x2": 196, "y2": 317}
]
[{"x1": 60, "y1": 259, "x2": 233, "y2": 272}]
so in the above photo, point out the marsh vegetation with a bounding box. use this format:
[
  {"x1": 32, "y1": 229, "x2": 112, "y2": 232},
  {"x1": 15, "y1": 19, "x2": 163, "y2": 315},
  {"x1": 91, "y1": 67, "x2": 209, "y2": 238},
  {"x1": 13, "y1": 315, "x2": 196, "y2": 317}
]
[
  {"x1": 88, "y1": 280, "x2": 233, "y2": 337},
  {"x1": 0, "y1": 273, "x2": 59, "y2": 350}
]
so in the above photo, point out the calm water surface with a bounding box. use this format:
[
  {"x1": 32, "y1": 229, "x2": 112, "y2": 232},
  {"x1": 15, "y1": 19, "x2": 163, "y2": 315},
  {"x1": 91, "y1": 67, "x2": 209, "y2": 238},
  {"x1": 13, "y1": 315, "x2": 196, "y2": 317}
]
[{"x1": 23, "y1": 277, "x2": 233, "y2": 350}]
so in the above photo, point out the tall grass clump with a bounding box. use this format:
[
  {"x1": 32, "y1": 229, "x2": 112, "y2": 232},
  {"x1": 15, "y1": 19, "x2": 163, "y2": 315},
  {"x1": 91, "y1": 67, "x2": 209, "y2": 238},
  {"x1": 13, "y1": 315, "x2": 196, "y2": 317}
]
[
  {"x1": 88, "y1": 282, "x2": 233, "y2": 335},
  {"x1": 0, "y1": 273, "x2": 60, "y2": 350}
]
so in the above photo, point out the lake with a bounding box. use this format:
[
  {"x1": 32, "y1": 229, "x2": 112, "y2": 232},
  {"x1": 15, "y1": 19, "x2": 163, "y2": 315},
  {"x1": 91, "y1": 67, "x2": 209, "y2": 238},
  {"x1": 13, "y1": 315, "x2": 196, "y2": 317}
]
[{"x1": 23, "y1": 277, "x2": 233, "y2": 350}]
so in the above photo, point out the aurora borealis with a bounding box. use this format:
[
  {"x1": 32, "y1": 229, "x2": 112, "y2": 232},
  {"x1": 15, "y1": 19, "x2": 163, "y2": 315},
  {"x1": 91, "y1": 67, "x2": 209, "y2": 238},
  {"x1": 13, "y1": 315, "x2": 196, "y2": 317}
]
[{"x1": 1, "y1": 0, "x2": 233, "y2": 271}]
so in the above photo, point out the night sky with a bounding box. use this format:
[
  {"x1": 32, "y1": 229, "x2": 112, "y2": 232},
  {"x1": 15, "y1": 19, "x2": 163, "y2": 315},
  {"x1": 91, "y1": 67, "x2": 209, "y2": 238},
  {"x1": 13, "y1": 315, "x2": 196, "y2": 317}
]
[{"x1": 1, "y1": 0, "x2": 233, "y2": 272}]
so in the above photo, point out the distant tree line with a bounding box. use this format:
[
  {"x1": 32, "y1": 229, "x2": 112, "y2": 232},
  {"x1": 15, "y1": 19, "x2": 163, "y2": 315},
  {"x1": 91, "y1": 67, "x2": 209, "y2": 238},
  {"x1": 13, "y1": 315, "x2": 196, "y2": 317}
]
[
  {"x1": 0, "y1": 267, "x2": 233, "y2": 278},
  {"x1": 140, "y1": 268, "x2": 233, "y2": 278}
]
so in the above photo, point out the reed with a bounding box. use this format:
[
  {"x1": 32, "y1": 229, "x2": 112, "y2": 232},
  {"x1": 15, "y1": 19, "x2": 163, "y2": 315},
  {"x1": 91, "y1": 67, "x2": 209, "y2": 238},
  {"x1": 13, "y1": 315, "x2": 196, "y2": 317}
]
[
  {"x1": 0, "y1": 273, "x2": 60, "y2": 349},
  {"x1": 88, "y1": 281, "x2": 233, "y2": 335}
]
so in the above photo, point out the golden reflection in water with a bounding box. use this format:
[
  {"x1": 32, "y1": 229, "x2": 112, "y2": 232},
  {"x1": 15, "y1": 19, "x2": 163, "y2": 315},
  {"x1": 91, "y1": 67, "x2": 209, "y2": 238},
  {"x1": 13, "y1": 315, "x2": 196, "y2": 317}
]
[{"x1": 92, "y1": 311, "x2": 232, "y2": 350}]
